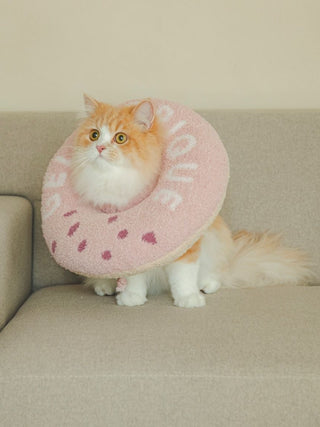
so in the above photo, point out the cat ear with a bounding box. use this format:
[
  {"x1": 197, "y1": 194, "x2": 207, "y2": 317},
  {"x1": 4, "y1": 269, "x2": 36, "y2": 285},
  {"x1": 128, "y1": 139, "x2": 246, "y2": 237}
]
[
  {"x1": 83, "y1": 94, "x2": 99, "y2": 114},
  {"x1": 133, "y1": 100, "x2": 154, "y2": 130}
]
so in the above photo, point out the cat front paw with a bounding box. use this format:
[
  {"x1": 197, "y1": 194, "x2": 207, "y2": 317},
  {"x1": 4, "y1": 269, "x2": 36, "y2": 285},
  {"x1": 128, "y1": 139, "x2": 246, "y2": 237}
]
[
  {"x1": 93, "y1": 280, "x2": 117, "y2": 296},
  {"x1": 116, "y1": 291, "x2": 147, "y2": 307},
  {"x1": 174, "y1": 293, "x2": 205, "y2": 308},
  {"x1": 200, "y1": 278, "x2": 221, "y2": 294}
]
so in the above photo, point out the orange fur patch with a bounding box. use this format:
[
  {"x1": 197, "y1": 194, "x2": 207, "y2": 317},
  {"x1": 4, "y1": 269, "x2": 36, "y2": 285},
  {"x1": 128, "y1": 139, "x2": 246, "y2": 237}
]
[
  {"x1": 177, "y1": 238, "x2": 202, "y2": 263},
  {"x1": 208, "y1": 215, "x2": 227, "y2": 232}
]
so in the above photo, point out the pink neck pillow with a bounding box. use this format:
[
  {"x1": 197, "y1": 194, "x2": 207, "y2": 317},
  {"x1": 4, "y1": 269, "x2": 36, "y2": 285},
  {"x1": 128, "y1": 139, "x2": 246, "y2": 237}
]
[{"x1": 41, "y1": 99, "x2": 229, "y2": 278}]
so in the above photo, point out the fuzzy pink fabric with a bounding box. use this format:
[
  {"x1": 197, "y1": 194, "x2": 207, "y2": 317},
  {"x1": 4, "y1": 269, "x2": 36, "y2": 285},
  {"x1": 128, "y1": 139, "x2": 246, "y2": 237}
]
[{"x1": 41, "y1": 99, "x2": 229, "y2": 278}]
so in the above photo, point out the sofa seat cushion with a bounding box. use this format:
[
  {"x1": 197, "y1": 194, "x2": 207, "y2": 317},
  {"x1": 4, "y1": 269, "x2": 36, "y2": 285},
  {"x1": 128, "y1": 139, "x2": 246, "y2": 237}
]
[{"x1": 0, "y1": 284, "x2": 319, "y2": 426}]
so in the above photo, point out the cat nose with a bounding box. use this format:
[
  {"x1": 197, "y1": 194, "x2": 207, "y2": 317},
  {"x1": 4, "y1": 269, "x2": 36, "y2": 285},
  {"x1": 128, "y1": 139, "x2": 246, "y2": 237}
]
[{"x1": 96, "y1": 145, "x2": 106, "y2": 154}]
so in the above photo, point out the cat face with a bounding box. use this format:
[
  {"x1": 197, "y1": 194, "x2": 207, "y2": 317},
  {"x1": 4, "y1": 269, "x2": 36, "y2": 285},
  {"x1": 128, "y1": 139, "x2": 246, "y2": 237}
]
[
  {"x1": 76, "y1": 96, "x2": 161, "y2": 168},
  {"x1": 71, "y1": 96, "x2": 164, "y2": 209},
  {"x1": 75, "y1": 96, "x2": 160, "y2": 169}
]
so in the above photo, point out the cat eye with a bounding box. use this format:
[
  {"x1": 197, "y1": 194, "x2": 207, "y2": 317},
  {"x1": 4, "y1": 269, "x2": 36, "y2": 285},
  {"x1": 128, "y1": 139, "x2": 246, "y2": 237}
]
[
  {"x1": 114, "y1": 132, "x2": 128, "y2": 144},
  {"x1": 89, "y1": 129, "x2": 100, "y2": 141}
]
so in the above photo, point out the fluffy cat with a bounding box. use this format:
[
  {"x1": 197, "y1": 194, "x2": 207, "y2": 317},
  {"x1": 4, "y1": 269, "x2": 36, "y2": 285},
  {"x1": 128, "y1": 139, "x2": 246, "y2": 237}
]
[{"x1": 71, "y1": 95, "x2": 313, "y2": 308}]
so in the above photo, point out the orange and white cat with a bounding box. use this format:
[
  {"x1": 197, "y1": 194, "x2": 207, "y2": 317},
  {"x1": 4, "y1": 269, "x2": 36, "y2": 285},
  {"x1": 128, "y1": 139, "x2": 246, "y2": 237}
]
[{"x1": 71, "y1": 95, "x2": 313, "y2": 308}]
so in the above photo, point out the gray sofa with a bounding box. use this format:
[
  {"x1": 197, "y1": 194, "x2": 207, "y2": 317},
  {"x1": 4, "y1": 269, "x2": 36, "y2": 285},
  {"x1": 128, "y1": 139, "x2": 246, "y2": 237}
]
[{"x1": 0, "y1": 110, "x2": 319, "y2": 426}]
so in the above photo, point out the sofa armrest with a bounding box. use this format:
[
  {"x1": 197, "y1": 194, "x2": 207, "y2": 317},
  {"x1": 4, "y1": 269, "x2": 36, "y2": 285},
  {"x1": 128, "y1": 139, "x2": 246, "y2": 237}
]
[{"x1": 0, "y1": 196, "x2": 32, "y2": 330}]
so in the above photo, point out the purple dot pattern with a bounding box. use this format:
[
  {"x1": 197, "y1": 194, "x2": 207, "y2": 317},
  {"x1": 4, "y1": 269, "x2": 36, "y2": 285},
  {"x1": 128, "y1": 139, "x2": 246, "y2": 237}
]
[
  {"x1": 117, "y1": 229, "x2": 128, "y2": 239},
  {"x1": 142, "y1": 231, "x2": 157, "y2": 245},
  {"x1": 78, "y1": 240, "x2": 87, "y2": 252},
  {"x1": 56, "y1": 211, "x2": 157, "y2": 263},
  {"x1": 108, "y1": 215, "x2": 118, "y2": 223},
  {"x1": 68, "y1": 222, "x2": 80, "y2": 237},
  {"x1": 102, "y1": 250, "x2": 112, "y2": 260},
  {"x1": 63, "y1": 210, "x2": 77, "y2": 217}
]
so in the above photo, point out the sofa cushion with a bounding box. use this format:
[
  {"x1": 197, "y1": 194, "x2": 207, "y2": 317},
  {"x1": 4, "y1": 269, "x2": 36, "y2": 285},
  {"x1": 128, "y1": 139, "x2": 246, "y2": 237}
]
[
  {"x1": 0, "y1": 284, "x2": 319, "y2": 426},
  {"x1": 0, "y1": 196, "x2": 32, "y2": 329}
]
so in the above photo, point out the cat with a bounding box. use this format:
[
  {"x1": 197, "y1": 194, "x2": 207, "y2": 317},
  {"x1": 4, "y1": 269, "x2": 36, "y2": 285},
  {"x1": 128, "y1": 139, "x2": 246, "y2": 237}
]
[{"x1": 70, "y1": 94, "x2": 313, "y2": 308}]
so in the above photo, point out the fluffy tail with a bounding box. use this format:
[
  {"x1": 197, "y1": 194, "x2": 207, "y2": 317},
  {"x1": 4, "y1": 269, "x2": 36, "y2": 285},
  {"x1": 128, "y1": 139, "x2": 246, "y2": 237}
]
[{"x1": 221, "y1": 230, "x2": 314, "y2": 288}]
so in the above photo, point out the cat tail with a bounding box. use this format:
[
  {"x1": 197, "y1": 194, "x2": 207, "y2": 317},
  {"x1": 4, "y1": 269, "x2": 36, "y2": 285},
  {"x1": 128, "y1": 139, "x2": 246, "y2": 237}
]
[{"x1": 221, "y1": 230, "x2": 315, "y2": 288}]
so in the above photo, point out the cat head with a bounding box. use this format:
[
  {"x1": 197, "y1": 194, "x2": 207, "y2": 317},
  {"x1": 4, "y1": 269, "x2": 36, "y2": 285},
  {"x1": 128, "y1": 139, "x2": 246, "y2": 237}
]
[
  {"x1": 75, "y1": 95, "x2": 163, "y2": 169},
  {"x1": 71, "y1": 95, "x2": 164, "y2": 209}
]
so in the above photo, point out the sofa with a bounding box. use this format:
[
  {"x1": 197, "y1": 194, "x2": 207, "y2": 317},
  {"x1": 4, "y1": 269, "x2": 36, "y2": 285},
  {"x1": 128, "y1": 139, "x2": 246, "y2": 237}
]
[{"x1": 0, "y1": 110, "x2": 319, "y2": 426}]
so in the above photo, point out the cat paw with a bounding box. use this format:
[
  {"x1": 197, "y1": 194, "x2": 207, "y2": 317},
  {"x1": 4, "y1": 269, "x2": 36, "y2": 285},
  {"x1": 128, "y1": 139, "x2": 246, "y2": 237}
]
[
  {"x1": 200, "y1": 278, "x2": 221, "y2": 294},
  {"x1": 174, "y1": 293, "x2": 206, "y2": 308},
  {"x1": 94, "y1": 281, "x2": 116, "y2": 296},
  {"x1": 116, "y1": 291, "x2": 147, "y2": 307}
]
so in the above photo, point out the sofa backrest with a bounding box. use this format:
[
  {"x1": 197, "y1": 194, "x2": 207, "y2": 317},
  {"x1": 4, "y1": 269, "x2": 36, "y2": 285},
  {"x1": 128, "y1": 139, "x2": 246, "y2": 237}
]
[{"x1": 0, "y1": 110, "x2": 319, "y2": 289}]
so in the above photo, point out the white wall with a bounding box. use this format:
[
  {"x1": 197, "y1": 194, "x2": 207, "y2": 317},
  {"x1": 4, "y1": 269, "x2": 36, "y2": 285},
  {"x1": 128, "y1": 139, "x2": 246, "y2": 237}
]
[{"x1": 1, "y1": 0, "x2": 319, "y2": 111}]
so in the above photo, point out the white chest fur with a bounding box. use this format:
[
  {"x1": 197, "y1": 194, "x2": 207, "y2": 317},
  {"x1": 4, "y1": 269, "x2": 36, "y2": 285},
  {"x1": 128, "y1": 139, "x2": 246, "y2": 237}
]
[{"x1": 71, "y1": 161, "x2": 146, "y2": 209}]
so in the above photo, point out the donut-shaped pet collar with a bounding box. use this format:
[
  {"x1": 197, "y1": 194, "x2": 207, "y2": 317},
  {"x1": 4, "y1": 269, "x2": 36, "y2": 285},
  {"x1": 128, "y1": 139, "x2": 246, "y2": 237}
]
[{"x1": 41, "y1": 99, "x2": 229, "y2": 278}]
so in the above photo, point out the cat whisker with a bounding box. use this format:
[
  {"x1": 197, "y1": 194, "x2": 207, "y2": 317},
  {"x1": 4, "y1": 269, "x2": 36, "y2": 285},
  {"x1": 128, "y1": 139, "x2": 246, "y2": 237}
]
[{"x1": 71, "y1": 156, "x2": 90, "y2": 173}]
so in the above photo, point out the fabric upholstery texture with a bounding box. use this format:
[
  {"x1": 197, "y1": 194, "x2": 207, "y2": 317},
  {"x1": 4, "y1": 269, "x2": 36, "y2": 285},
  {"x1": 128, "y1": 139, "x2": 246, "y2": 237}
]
[
  {"x1": 0, "y1": 285, "x2": 319, "y2": 426},
  {"x1": 0, "y1": 196, "x2": 32, "y2": 329},
  {"x1": 0, "y1": 110, "x2": 319, "y2": 426}
]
